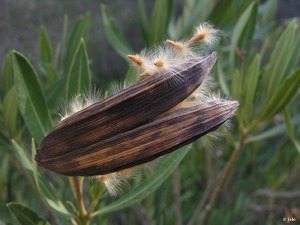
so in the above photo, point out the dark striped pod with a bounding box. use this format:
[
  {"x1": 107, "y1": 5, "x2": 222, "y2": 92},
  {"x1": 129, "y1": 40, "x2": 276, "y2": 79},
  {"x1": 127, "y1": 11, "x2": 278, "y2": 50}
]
[
  {"x1": 36, "y1": 100, "x2": 238, "y2": 176},
  {"x1": 36, "y1": 52, "x2": 217, "y2": 162}
]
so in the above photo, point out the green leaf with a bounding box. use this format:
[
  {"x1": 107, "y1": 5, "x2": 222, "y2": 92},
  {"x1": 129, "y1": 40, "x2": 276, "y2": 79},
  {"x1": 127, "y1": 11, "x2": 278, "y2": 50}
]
[
  {"x1": 149, "y1": 0, "x2": 174, "y2": 44},
  {"x1": 11, "y1": 140, "x2": 33, "y2": 173},
  {"x1": 231, "y1": 69, "x2": 242, "y2": 101},
  {"x1": 260, "y1": 68, "x2": 300, "y2": 121},
  {"x1": 54, "y1": 15, "x2": 68, "y2": 70},
  {"x1": 246, "y1": 116, "x2": 300, "y2": 143},
  {"x1": 66, "y1": 39, "x2": 91, "y2": 100},
  {"x1": 244, "y1": 54, "x2": 261, "y2": 124},
  {"x1": 260, "y1": 0, "x2": 278, "y2": 26},
  {"x1": 230, "y1": 1, "x2": 257, "y2": 66},
  {"x1": 12, "y1": 138, "x2": 71, "y2": 218},
  {"x1": 287, "y1": 27, "x2": 300, "y2": 71},
  {"x1": 209, "y1": 0, "x2": 235, "y2": 26},
  {"x1": 209, "y1": 0, "x2": 253, "y2": 27},
  {"x1": 138, "y1": 0, "x2": 149, "y2": 44},
  {"x1": 176, "y1": 0, "x2": 212, "y2": 39},
  {"x1": 101, "y1": 4, "x2": 134, "y2": 59},
  {"x1": 1, "y1": 52, "x2": 14, "y2": 93},
  {"x1": 264, "y1": 19, "x2": 298, "y2": 100},
  {"x1": 12, "y1": 51, "x2": 52, "y2": 143},
  {"x1": 45, "y1": 76, "x2": 67, "y2": 109},
  {"x1": 31, "y1": 140, "x2": 74, "y2": 217},
  {"x1": 39, "y1": 26, "x2": 53, "y2": 65},
  {"x1": 64, "y1": 13, "x2": 90, "y2": 74},
  {"x1": 91, "y1": 145, "x2": 190, "y2": 217},
  {"x1": 45, "y1": 64, "x2": 58, "y2": 85},
  {"x1": 283, "y1": 109, "x2": 300, "y2": 154},
  {"x1": 217, "y1": 53, "x2": 229, "y2": 96},
  {"x1": 7, "y1": 202, "x2": 51, "y2": 225},
  {"x1": 2, "y1": 86, "x2": 19, "y2": 137}
]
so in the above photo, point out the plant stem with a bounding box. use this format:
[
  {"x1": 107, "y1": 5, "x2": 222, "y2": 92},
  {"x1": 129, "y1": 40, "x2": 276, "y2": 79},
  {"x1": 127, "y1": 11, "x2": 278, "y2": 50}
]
[
  {"x1": 72, "y1": 176, "x2": 89, "y2": 225},
  {"x1": 87, "y1": 195, "x2": 101, "y2": 215},
  {"x1": 173, "y1": 167, "x2": 183, "y2": 225},
  {"x1": 200, "y1": 134, "x2": 246, "y2": 225}
]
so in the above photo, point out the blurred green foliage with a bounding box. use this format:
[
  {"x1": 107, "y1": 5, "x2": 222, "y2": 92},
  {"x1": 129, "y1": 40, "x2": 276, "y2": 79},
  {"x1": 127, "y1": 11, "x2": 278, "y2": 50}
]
[{"x1": 0, "y1": 0, "x2": 299, "y2": 224}]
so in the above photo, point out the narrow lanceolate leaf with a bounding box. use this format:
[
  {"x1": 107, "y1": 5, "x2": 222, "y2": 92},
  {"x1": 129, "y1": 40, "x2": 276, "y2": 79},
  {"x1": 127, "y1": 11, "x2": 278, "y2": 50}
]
[
  {"x1": 66, "y1": 39, "x2": 91, "y2": 100},
  {"x1": 36, "y1": 53, "x2": 218, "y2": 167},
  {"x1": 1, "y1": 52, "x2": 14, "y2": 93},
  {"x1": 217, "y1": 53, "x2": 229, "y2": 96},
  {"x1": 7, "y1": 202, "x2": 51, "y2": 225},
  {"x1": 2, "y1": 86, "x2": 19, "y2": 137},
  {"x1": 37, "y1": 99, "x2": 238, "y2": 176},
  {"x1": 91, "y1": 145, "x2": 190, "y2": 217},
  {"x1": 149, "y1": 0, "x2": 174, "y2": 44},
  {"x1": 138, "y1": 0, "x2": 149, "y2": 44},
  {"x1": 39, "y1": 25, "x2": 53, "y2": 65},
  {"x1": 244, "y1": 54, "x2": 260, "y2": 124},
  {"x1": 260, "y1": 68, "x2": 300, "y2": 121},
  {"x1": 246, "y1": 115, "x2": 300, "y2": 143},
  {"x1": 264, "y1": 19, "x2": 298, "y2": 100},
  {"x1": 13, "y1": 51, "x2": 52, "y2": 143},
  {"x1": 283, "y1": 109, "x2": 300, "y2": 154},
  {"x1": 31, "y1": 140, "x2": 73, "y2": 217},
  {"x1": 64, "y1": 13, "x2": 90, "y2": 73},
  {"x1": 230, "y1": 1, "x2": 257, "y2": 66},
  {"x1": 101, "y1": 4, "x2": 134, "y2": 59},
  {"x1": 11, "y1": 140, "x2": 33, "y2": 172}
]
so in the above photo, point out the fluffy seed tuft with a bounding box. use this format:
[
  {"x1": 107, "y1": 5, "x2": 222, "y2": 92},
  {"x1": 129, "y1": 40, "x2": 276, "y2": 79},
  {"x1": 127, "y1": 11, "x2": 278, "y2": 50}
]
[
  {"x1": 60, "y1": 92, "x2": 101, "y2": 121},
  {"x1": 189, "y1": 22, "x2": 219, "y2": 45}
]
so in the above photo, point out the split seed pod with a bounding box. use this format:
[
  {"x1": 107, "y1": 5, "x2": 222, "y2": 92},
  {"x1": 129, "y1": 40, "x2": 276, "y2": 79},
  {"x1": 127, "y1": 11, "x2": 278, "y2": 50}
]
[{"x1": 35, "y1": 52, "x2": 238, "y2": 176}]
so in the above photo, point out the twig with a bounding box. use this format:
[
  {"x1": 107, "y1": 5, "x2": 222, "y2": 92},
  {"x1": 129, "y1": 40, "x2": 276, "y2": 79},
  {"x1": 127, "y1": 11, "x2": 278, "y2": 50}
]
[
  {"x1": 200, "y1": 135, "x2": 246, "y2": 225},
  {"x1": 72, "y1": 176, "x2": 88, "y2": 225},
  {"x1": 173, "y1": 167, "x2": 183, "y2": 225},
  {"x1": 254, "y1": 189, "x2": 300, "y2": 198}
]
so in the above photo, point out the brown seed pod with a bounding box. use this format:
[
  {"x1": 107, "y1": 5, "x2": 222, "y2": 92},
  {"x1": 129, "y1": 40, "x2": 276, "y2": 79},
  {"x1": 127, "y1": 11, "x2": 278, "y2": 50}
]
[
  {"x1": 37, "y1": 99, "x2": 238, "y2": 176},
  {"x1": 36, "y1": 53, "x2": 217, "y2": 160},
  {"x1": 35, "y1": 52, "x2": 238, "y2": 176}
]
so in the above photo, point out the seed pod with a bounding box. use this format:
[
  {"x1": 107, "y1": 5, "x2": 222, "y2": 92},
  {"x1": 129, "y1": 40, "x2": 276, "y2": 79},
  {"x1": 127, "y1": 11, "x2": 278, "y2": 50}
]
[
  {"x1": 36, "y1": 52, "x2": 217, "y2": 161},
  {"x1": 37, "y1": 100, "x2": 238, "y2": 176}
]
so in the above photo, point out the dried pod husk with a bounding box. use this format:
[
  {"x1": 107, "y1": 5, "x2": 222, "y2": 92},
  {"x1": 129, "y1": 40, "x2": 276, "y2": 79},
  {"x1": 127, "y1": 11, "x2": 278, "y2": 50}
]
[
  {"x1": 36, "y1": 99, "x2": 238, "y2": 176},
  {"x1": 36, "y1": 52, "x2": 217, "y2": 162}
]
